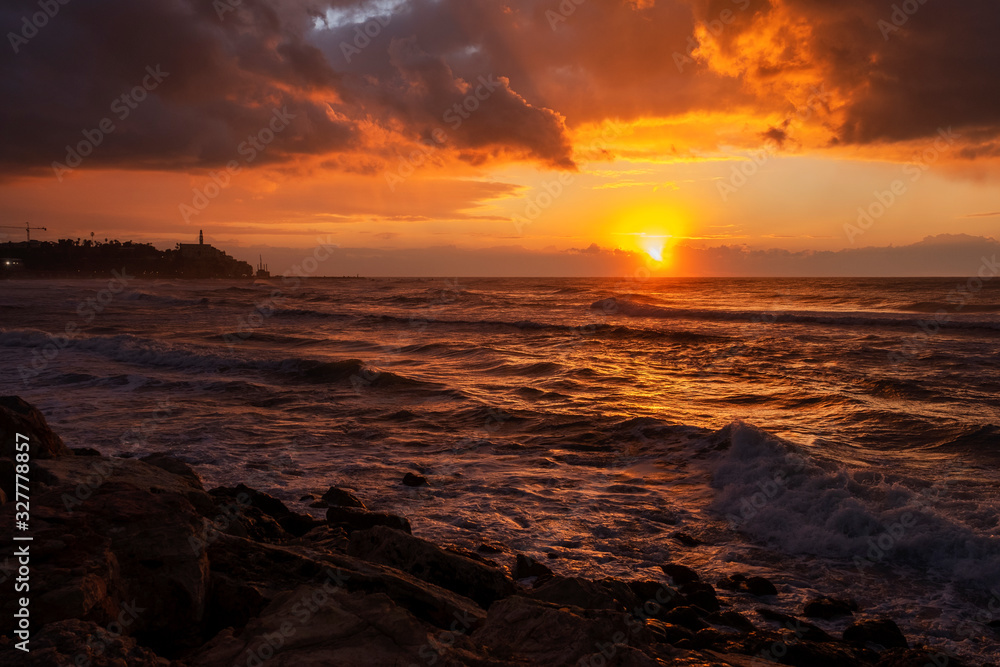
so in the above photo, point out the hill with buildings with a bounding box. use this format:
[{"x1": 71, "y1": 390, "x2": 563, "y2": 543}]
[{"x1": 0, "y1": 231, "x2": 253, "y2": 278}]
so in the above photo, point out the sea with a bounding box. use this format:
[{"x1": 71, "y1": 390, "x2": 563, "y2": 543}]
[{"x1": 2, "y1": 276, "x2": 999, "y2": 660}]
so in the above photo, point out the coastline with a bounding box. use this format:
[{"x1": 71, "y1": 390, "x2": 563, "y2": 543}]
[{"x1": 0, "y1": 396, "x2": 987, "y2": 666}]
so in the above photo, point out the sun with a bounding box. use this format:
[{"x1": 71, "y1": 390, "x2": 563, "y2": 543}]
[{"x1": 609, "y1": 203, "x2": 685, "y2": 266}]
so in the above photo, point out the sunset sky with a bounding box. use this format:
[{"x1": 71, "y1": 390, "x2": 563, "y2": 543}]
[{"x1": 2, "y1": 0, "x2": 999, "y2": 275}]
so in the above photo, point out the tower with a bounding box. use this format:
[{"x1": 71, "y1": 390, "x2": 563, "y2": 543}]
[{"x1": 199, "y1": 230, "x2": 204, "y2": 245}]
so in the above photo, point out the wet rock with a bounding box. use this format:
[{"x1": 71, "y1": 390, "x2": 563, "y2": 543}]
[
  {"x1": 321, "y1": 486, "x2": 367, "y2": 509},
  {"x1": 717, "y1": 573, "x2": 747, "y2": 591},
  {"x1": 627, "y1": 580, "x2": 683, "y2": 613},
  {"x1": 472, "y1": 595, "x2": 639, "y2": 666},
  {"x1": 0, "y1": 395, "x2": 71, "y2": 458},
  {"x1": 783, "y1": 640, "x2": 864, "y2": 667},
  {"x1": 140, "y1": 453, "x2": 203, "y2": 488},
  {"x1": 530, "y1": 576, "x2": 638, "y2": 612},
  {"x1": 804, "y1": 596, "x2": 858, "y2": 619},
  {"x1": 876, "y1": 647, "x2": 970, "y2": 667},
  {"x1": 402, "y1": 472, "x2": 429, "y2": 487},
  {"x1": 670, "y1": 531, "x2": 702, "y2": 547},
  {"x1": 326, "y1": 506, "x2": 412, "y2": 534},
  {"x1": 0, "y1": 487, "x2": 5, "y2": 504},
  {"x1": 347, "y1": 526, "x2": 515, "y2": 608},
  {"x1": 660, "y1": 563, "x2": 700, "y2": 585},
  {"x1": 0, "y1": 455, "x2": 211, "y2": 656},
  {"x1": 680, "y1": 581, "x2": 720, "y2": 612},
  {"x1": 744, "y1": 576, "x2": 777, "y2": 597},
  {"x1": 514, "y1": 553, "x2": 553, "y2": 579},
  {"x1": 645, "y1": 619, "x2": 694, "y2": 645},
  {"x1": 0, "y1": 619, "x2": 168, "y2": 666},
  {"x1": 189, "y1": 584, "x2": 464, "y2": 667},
  {"x1": 477, "y1": 542, "x2": 506, "y2": 554},
  {"x1": 660, "y1": 605, "x2": 709, "y2": 631},
  {"x1": 843, "y1": 618, "x2": 908, "y2": 650},
  {"x1": 210, "y1": 483, "x2": 323, "y2": 541},
  {"x1": 707, "y1": 610, "x2": 756, "y2": 633},
  {"x1": 754, "y1": 608, "x2": 833, "y2": 642},
  {"x1": 71, "y1": 447, "x2": 103, "y2": 457}
]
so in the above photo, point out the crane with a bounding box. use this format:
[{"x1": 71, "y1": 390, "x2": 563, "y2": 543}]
[{"x1": 0, "y1": 222, "x2": 47, "y2": 242}]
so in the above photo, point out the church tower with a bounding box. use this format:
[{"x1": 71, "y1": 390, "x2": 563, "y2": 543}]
[{"x1": 199, "y1": 230, "x2": 204, "y2": 245}]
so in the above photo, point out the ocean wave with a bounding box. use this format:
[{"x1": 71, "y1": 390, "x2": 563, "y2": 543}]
[
  {"x1": 593, "y1": 297, "x2": 1000, "y2": 331},
  {"x1": 899, "y1": 301, "x2": 1000, "y2": 313},
  {"x1": 123, "y1": 291, "x2": 210, "y2": 306},
  {"x1": 708, "y1": 422, "x2": 1000, "y2": 586},
  {"x1": 0, "y1": 329, "x2": 436, "y2": 392}
]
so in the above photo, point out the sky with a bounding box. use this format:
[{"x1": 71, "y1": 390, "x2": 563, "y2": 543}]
[{"x1": 1, "y1": 0, "x2": 999, "y2": 275}]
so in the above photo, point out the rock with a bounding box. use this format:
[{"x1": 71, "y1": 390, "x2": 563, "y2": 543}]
[
  {"x1": 71, "y1": 447, "x2": 103, "y2": 457},
  {"x1": 744, "y1": 576, "x2": 777, "y2": 597},
  {"x1": 627, "y1": 580, "x2": 683, "y2": 613},
  {"x1": 140, "y1": 453, "x2": 204, "y2": 488},
  {"x1": 0, "y1": 455, "x2": 212, "y2": 655},
  {"x1": 472, "y1": 595, "x2": 639, "y2": 666},
  {"x1": 660, "y1": 563, "x2": 699, "y2": 585},
  {"x1": 717, "y1": 573, "x2": 747, "y2": 591},
  {"x1": 0, "y1": 395, "x2": 71, "y2": 459},
  {"x1": 680, "y1": 581, "x2": 720, "y2": 612},
  {"x1": 755, "y1": 608, "x2": 833, "y2": 642},
  {"x1": 530, "y1": 576, "x2": 638, "y2": 612},
  {"x1": 401, "y1": 472, "x2": 428, "y2": 487},
  {"x1": 804, "y1": 596, "x2": 858, "y2": 619},
  {"x1": 188, "y1": 585, "x2": 470, "y2": 667},
  {"x1": 326, "y1": 506, "x2": 412, "y2": 534},
  {"x1": 0, "y1": 487, "x2": 5, "y2": 504},
  {"x1": 783, "y1": 640, "x2": 865, "y2": 667},
  {"x1": 321, "y1": 486, "x2": 367, "y2": 509},
  {"x1": 670, "y1": 531, "x2": 702, "y2": 547},
  {"x1": 692, "y1": 627, "x2": 726, "y2": 649},
  {"x1": 707, "y1": 611, "x2": 756, "y2": 633},
  {"x1": 204, "y1": 532, "x2": 485, "y2": 635},
  {"x1": 876, "y1": 647, "x2": 970, "y2": 667},
  {"x1": 843, "y1": 618, "x2": 908, "y2": 650},
  {"x1": 0, "y1": 619, "x2": 168, "y2": 666},
  {"x1": 477, "y1": 542, "x2": 506, "y2": 554},
  {"x1": 659, "y1": 605, "x2": 709, "y2": 631},
  {"x1": 347, "y1": 526, "x2": 515, "y2": 608},
  {"x1": 645, "y1": 619, "x2": 694, "y2": 645},
  {"x1": 515, "y1": 553, "x2": 553, "y2": 579}
]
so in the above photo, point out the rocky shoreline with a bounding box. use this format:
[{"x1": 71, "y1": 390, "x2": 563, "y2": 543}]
[{"x1": 0, "y1": 396, "x2": 987, "y2": 666}]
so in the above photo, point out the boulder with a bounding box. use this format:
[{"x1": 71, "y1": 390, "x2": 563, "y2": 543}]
[
  {"x1": 843, "y1": 618, "x2": 908, "y2": 650},
  {"x1": 326, "y1": 506, "x2": 412, "y2": 534},
  {"x1": 0, "y1": 619, "x2": 168, "y2": 666},
  {"x1": 401, "y1": 472, "x2": 429, "y2": 487},
  {"x1": 320, "y1": 486, "x2": 367, "y2": 509},
  {"x1": 804, "y1": 596, "x2": 858, "y2": 620},
  {"x1": 529, "y1": 576, "x2": 637, "y2": 612},
  {"x1": 348, "y1": 526, "x2": 515, "y2": 609},
  {"x1": 680, "y1": 581, "x2": 720, "y2": 612},
  {"x1": 188, "y1": 586, "x2": 470, "y2": 667},
  {"x1": 472, "y1": 595, "x2": 642, "y2": 666},
  {"x1": 660, "y1": 563, "x2": 699, "y2": 585},
  {"x1": 0, "y1": 395, "x2": 71, "y2": 459},
  {"x1": 514, "y1": 553, "x2": 553, "y2": 579},
  {"x1": 744, "y1": 576, "x2": 777, "y2": 597},
  {"x1": 706, "y1": 610, "x2": 756, "y2": 633},
  {"x1": 211, "y1": 483, "x2": 322, "y2": 538},
  {"x1": 0, "y1": 455, "x2": 212, "y2": 656}
]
